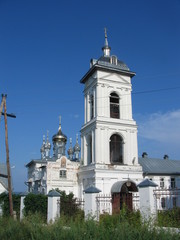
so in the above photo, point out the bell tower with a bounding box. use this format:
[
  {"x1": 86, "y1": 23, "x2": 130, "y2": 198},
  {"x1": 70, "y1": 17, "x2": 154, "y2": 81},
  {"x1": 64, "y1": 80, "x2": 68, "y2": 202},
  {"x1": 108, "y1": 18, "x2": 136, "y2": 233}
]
[{"x1": 80, "y1": 30, "x2": 138, "y2": 167}]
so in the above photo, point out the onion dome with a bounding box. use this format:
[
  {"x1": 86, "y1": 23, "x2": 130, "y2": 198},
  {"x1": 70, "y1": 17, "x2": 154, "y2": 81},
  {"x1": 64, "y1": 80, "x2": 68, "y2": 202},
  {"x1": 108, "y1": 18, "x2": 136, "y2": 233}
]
[
  {"x1": 40, "y1": 135, "x2": 45, "y2": 153},
  {"x1": 45, "y1": 130, "x2": 51, "y2": 149},
  {"x1": 73, "y1": 134, "x2": 80, "y2": 152},
  {"x1": 52, "y1": 116, "x2": 67, "y2": 143},
  {"x1": 68, "y1": 138, "x2": 74, "y2": 155}
]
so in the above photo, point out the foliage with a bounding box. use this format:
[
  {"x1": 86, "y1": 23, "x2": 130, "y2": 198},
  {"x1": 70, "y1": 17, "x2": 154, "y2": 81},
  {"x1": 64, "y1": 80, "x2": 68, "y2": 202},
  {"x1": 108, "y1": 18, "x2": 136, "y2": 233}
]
[
  {"x1": 24, "y1": 193, "x2": 47, "y2": 221},
  {"x1": 0, "y1": 213, "x2": 179, "y2": 240},
  {"x1": 100, "y1": 206, "x2": 141, "y2": 229},
  {"x1": 157, "y1": 207, "x2": 180, "y2": 228},
  {"x1": 0, "y1": 192, "x2": 21, "y2": 218}
]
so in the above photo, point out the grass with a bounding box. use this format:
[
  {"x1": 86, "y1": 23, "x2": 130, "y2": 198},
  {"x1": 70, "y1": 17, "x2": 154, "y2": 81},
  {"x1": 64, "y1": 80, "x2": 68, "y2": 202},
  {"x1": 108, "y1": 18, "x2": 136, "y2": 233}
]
[{"x1": 0, "y1": 210, "x2": 179, "y2": 240}]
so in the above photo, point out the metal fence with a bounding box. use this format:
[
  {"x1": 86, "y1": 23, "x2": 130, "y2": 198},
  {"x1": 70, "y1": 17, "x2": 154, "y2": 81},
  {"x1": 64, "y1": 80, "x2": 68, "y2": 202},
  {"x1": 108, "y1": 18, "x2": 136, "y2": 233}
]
[
  {"x1": 154, "y1": 188, "x2": 180, "y2": 210},
  {"x1": 96, "y1": 194, "x2": 112, "y2": 221}
]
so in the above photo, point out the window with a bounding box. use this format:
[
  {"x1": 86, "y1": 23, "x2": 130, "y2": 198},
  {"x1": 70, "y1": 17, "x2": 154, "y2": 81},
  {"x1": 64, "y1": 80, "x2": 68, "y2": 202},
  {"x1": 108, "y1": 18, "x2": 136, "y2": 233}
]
[
  {"x1": 110, "y1": 92, "x2": 120, "y2": 119},
  {"x1": 160, "y1": 178, "x2": 164, "y2": 189},
  {"x1": 87, "y1": 135, "x2": 92, "y2": 164},
  {"x1": 111, "y1": 55, "x2": 117, "y2": 65},
  {"x1": 61, "y1": 157, "x2": 66, "y2": 168},
  {"x1": 110, "y1": 134, "x2": 123, "y2": 164},
  {"x1": 90, "y1": 95, "x2": 94, "y2": 119},
  {"x1": 60, "y1": 170, "x2": 66, "y2": 178},
  {"x1": 161, "y1": 197, "x2": 166, "y2": 209},
  {"x1": 171, "y1": 178, "x2": 176, "y2": 189}
]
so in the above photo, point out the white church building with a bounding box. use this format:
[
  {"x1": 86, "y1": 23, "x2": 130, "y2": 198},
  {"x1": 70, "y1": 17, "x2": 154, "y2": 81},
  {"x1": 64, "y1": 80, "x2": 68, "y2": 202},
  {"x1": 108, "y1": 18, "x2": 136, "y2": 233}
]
[{"x1": 26, "y1": 32, "x2": 180, "y2": 212}]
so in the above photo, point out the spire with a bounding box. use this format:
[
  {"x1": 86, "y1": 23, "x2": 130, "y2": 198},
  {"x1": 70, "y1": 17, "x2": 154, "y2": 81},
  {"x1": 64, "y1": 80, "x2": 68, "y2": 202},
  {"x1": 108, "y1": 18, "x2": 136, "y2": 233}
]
[
  {"x1": 43, "y1": 134, "x2": 45, "y2": 144},
  {"x1": 68, "y1": 137, "x2": 74, "y2": 160},
  {"x1": 45, "y1": 130, "x2": 51, "y2": 149},
  {"x1": 76, "y1": 133, "x2": 78, "y2": 143},
  {"x1": 58, "y1": 116, "x2": 61, "y2": 131},
  {"x1": 40, "y1": 135, "x2": 46, "y2": 159},
  {"x1": 104, "y1": 28, "x2": 108, "y2": 47},
  {"x1": 102, "y1": 27, "x2": 111, "y2": 57},
  {"x1": 73, "y1": 133, "x2": 80, "y2": 161}
]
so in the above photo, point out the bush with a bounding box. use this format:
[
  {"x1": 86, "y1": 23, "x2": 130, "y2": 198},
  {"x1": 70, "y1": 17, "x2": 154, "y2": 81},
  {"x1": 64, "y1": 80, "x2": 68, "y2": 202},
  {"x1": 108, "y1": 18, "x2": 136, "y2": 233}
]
[{"x1": 157, "y1": 207, "x2": 180, "y2": 228}]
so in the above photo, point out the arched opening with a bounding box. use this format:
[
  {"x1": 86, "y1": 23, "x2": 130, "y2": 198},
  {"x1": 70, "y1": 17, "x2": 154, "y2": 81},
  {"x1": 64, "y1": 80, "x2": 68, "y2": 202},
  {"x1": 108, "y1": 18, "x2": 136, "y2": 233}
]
[
  {"x1": 87, "y1": 135, "x2": 92, "y2": 164},
  {"x1": 90, "y1": 95, "x2": 94, "y2": 119},
  {"x1": 110, "y1": 92, "x2": 119, "y2": 119},
  {"x1": 111, "y1": 181, "x2": 138, "y2": 213},
  {"x1": 110, "y1": 134, "x2": 123, "y2": 164}
]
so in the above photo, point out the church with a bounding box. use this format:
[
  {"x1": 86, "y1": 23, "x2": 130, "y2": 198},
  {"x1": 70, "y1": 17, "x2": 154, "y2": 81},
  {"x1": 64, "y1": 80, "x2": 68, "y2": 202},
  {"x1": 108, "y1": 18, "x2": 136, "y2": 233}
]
[{"x1": 26, "y1": 31, "x2": 180, "y2": 211}]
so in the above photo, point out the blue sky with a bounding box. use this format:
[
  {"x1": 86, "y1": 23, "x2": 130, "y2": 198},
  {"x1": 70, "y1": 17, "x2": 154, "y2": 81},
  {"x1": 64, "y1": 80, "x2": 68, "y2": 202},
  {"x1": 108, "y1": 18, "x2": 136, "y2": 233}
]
[{"x1": 0, "y1": 0, "x2": 180, "y2": 192}]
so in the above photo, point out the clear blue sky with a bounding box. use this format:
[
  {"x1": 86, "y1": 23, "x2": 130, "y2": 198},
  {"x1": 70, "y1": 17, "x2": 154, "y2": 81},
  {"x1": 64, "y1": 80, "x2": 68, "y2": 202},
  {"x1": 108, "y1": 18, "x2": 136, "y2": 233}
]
[{"x1": 0, "y1": 0, "x2": 180, "y2": 192}]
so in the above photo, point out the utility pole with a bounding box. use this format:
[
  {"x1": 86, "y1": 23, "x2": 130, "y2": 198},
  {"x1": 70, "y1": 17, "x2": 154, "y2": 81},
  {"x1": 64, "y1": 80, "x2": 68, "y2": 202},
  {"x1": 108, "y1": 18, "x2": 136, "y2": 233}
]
[{"x1": 0, "y1": 94, "x2": 16, "y2": 217}]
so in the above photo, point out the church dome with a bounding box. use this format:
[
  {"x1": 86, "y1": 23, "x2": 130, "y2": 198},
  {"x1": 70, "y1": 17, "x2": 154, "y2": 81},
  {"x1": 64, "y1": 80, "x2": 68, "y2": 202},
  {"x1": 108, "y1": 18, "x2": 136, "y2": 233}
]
[
  {"x1": 45, "y1": 141, "x2": 51, "y2": 150},
  {"x1": 52, "y1": 118, "x2": 67, "y2": 143},
  {"x1": 68, "y1": 146, "x2": 74, "y2": 155},
  {"x1": 40, "y1": 145, "x2": 45, "y2": 153},
  {"x1": 52, "y1": 127, "x2": 67, "y2": 143},
  {"x1": 40, "y1": 135, "x2": 45, "y2": 153},
  {"x1": 73, "y1": 142, "x2": 80, "y2": 152}
]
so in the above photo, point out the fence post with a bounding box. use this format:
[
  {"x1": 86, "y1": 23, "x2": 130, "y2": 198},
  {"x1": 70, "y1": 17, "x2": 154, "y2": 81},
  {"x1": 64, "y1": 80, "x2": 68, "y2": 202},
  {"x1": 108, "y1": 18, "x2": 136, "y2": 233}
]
[
  {"x1": 20, "y1": 192, "x2": 28, "y2": 220},
  {"x1": 84, "y1": 186, "x2": 101, "y2": 220},
  {"x1": 137, "y1": 179, "x2": 158, "y2": 222},
  {"x1": 47, "y1": 190, "x2": 61, "y2": 224}
]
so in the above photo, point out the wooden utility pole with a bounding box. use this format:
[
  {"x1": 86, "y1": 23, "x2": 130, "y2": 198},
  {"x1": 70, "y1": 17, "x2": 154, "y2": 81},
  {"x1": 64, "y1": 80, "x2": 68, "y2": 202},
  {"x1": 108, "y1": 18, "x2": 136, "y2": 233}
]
[{"x1": 0, "y1": 94, "x2": 16, "y2": 217}]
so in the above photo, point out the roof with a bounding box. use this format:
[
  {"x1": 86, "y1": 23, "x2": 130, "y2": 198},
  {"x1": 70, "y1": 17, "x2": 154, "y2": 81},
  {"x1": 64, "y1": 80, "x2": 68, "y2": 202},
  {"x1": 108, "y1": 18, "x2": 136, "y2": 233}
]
[
  {"x1": 80, "y1": 57, "x2": 136, "y2": 84},
  {"x1": 0, "y1": 163, "x2": 8, "y2": 191},
  {"x1": 47, "y1": 190, "x2": 61, "y2": 197},
  {"x1": 137, "y1": 179, "x2": 158, "y2": 188},
  {"x1": 111, "y1": 180, "x2": 138, "y2": 193},
  {"x1": 84, "y1": 186, "x2": 101, "y2": 194},
  {"x1": 139, "y1": 157, "x2": 180, "y2": 175},
  {"x1": 25, "y1": 159, "x2": 47, "y2": 167}
]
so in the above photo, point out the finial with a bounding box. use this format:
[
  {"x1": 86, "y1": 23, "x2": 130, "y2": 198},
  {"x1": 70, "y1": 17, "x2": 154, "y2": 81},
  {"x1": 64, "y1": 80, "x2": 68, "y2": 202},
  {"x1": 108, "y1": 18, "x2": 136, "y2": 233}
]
[
  {"x1": 102, "y1": 27, "x2": 111, "y2": 57},
  {"x1": 47, "y1": 130, "x2": 49, "y2": 141},
  {"x1": 104, "y1": 27, "x2": 108, "y2": 47},
  {"x1": 70, "y1": 137, "x2": 72, "y2": 145},
  {"x1": 58, "y1": 116, "x2": 61, "y2": 131},
  {"x1": 76, "y1": 133, "x2": 78, "y2": 143},
  {"x1": 43, "y1": 135, "x2": 45, "y2": 143}
]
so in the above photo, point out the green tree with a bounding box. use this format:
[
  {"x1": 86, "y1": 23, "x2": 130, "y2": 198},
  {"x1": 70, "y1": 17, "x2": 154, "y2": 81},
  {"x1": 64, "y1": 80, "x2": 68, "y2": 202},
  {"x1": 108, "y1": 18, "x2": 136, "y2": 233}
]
[
  {"x1": 24, "y1": 193, "x2": 47, "y2": 221},
  {"x1": 0, "y1": 192, "x2": 21, "y2": 218}
]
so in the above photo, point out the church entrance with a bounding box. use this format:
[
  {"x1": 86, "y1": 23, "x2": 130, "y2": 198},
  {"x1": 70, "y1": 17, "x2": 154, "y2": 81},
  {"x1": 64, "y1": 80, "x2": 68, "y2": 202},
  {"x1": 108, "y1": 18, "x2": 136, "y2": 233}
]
[{"x1": 111, "y1": 181, "x2": 138, "y2": 214}]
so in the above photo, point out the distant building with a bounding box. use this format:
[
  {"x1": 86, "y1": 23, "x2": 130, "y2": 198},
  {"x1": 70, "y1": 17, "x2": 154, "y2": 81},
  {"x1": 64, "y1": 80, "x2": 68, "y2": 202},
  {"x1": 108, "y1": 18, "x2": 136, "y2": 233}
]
[{"x1": 26, "y1": 31, "x2": 180, "y2": 211}]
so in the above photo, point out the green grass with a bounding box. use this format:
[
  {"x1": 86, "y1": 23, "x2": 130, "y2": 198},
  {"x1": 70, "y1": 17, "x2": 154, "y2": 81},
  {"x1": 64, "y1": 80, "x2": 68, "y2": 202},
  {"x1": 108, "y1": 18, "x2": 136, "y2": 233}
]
[{"x1": 0, "y1": 211, "x2": 179, "y2": 240}]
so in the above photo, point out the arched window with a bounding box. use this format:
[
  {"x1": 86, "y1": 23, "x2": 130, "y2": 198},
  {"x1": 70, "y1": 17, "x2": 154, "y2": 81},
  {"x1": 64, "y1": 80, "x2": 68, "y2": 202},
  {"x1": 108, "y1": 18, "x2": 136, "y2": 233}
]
[
  {"x1": 87, "y1": 135, "x2": 92, "y2": 164},
  {"x1": 90, "y1": 95, "x2": 94, "y2": 119},
  {"x1": 110, "y1": 134, "x2": 123, "y2": 164},
  {"x1": 110, "y1": 92, "x2": 119, "y2": 119}
]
